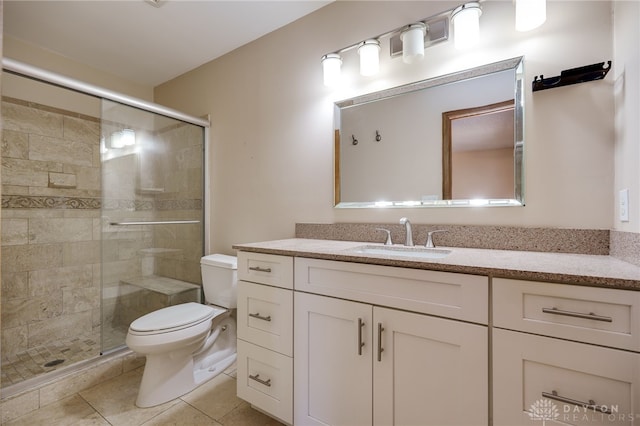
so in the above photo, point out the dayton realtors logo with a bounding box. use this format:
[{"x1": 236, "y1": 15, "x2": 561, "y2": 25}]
[
  {"x1": 528, "y1": 398, "x2": 638, "y2": 424},
  {"x1": 528, "y1": 399, "x2": 560, "y2": 425}
]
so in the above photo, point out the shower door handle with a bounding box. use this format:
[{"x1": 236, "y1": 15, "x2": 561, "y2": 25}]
[{"x1": 109, "y1": 220, "x2": 200, "y2": 226}]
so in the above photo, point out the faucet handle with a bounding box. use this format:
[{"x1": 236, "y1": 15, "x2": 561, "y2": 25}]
[
  {"x1": 425, "y1": 230, "x2": 447, "y2": 248},
  {"x1": 375, "y1": 228, "x2": 393, "y2": 245}
]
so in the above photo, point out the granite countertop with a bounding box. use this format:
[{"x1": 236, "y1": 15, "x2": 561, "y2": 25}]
[{"x1": 232, "y1": 238, "x2": 640, "y2": 291}]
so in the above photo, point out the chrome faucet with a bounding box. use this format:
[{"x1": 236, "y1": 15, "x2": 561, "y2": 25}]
[
  {"x1": 399, "y1": 217, "x2": 413, "y2": 246},
  {"x1": 375, "y1": 228, "x2": 393, "y2": 245},
  {"x1": 425, "y1": 230, "x2": 447, "y2": 248}
]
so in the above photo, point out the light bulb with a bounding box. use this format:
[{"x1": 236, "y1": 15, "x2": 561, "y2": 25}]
[
  {"x1": 358, "y1": 40, "x2": 380, "y2": 76},
  {"x1": 452, "y1": 2, "x2": 482, "y2": 50},
  {"x1": 322, "y1": 54, "x2": 342, "y2": 87},
  {"x1": 515, "y1": 0, "x2": 546, "y2": 31},
  {"x1": 401, "y1": 23, "x2": 427, "y2": 64}
]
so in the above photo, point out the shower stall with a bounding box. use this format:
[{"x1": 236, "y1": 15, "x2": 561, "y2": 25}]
[{"x1": 0, "y1": 59, "x2": 208, "y2": 393}]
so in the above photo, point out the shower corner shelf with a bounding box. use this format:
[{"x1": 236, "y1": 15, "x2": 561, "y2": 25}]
[{"x1": 532, "y1": 60, "x2": 612, "y2": 92}]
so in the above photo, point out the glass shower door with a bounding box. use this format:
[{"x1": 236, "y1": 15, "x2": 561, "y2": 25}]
[{"x1": 100, "y1": 100, "x2": 205, "y2": 353}]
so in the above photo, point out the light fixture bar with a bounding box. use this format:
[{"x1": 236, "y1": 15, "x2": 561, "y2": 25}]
[
  {"x1": 389, "y1": 14, "x2": 449, "y2": 58},
  {"x1": 323, "y1": 8, "x2": 451, "y2": 59}
]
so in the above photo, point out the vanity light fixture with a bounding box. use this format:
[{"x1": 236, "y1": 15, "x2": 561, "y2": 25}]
[
  {"x1": 400, "y1": 23, "x2": 427, "y2": 64},
  {"x1": 320, "y1": 9, "x2": 450, "y2": 86},
  {"x1": 358, "y1": 39, "x2": 381, "y2": 76},
  {"x1": 451, "y1": 2, "x2": 482, "y2": 50},
  {"x1": 515, "y1": 0, "x2": 546, "y2": 31},
  {"x1": 322, "y1": 53, "x2": 342, "y2": 87},
  {"x1": 321, "y1": 2, "x2": 492, "y2": 85}
]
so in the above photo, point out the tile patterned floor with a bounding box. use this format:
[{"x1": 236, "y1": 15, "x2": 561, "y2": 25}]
[
  {"x1": 3, "y1": 362, "x2": 285, "y2": 425},
  {"x1": 1, "y1": 335, "x2": 100, "y2": 388}
]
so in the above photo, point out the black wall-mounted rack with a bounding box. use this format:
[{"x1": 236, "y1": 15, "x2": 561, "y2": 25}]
[{"x1": 532, "y1": 61, "x2": 612, "y2": 92}]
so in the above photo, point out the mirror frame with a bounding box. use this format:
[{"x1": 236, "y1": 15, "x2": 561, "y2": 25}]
[{"x1": 334, "y1": 56, "x2": 525, "y2": 208}]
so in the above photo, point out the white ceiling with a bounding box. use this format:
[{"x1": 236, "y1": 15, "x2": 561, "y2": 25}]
[{"x1": 3, "y1": 0, "x2": 331, "y2": 87}]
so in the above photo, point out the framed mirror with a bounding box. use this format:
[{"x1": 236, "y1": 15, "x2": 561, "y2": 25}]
[{"x1": 334, "y1": 56, "x2": 524, "y2": 208}]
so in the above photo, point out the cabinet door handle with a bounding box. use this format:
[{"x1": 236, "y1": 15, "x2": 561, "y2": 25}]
[
  {"x1": 357, "y1": 318, "x2": 365, "y2": 355},
  {"x1": 542, "y1": 307, "x2": 612, "y2": 323},
  {"x1": 542, "y1": 390, "x2": 611, "y2": 414},
  {"x1": 248, "y1": 312, "x2": 272, "y2": 322},
  {"x1": 249, "y1": 266, "x2": 272, "y2": 273},
  {"x1": 377, "y1": 323, "x2": 385, "y2": 362},
  {"x1": 249, "y1": 373, "x2": 272, "y2": 387}
]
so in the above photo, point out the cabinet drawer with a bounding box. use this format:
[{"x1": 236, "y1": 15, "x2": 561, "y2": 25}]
[
  {"x1": 237, "y1": 340, "x2": 293, "y2": 425},
  {"x1": 493, "y1": 328, "x2": 640, "y2": 426},
  {"x1": 237, "y1": 252, "x2": 293, "y2": 289},
  {"x1": 493, "y1": 278, "x2": 640, "y2": 351},
  {"x1": 294, "y1": 257, "x2": 488, "y2": 324},
  {"x1": 237, "y1": 280, "x2": 293, "y2": 356}
]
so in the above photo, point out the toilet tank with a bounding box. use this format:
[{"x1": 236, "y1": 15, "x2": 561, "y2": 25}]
[{"x1": 200, "y1": 254, "x2": 237, "y2": 308}]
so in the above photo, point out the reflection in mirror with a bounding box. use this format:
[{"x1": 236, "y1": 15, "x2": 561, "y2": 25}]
[
  {"x1": 334, "y1": 56, "x2": 524, "y2": 208},
  {"x1": 442, "y1": 100, "x2": 515, "y2": 200}
]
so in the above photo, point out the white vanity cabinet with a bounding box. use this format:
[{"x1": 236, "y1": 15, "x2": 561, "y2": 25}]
[
  {"x1": 294, "y1": 258, "x2": 489, "y2": 426},
  {"x1": 492, "y1": 278, "x2": 640, "y2": 426},
  {"x1": 236, "y1": 252, "x2": 294, "y2": 425}
]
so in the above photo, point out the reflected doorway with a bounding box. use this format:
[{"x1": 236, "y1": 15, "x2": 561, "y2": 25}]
[{"x1": 442, "y1": 100, "x2": 515, "y2": 200}]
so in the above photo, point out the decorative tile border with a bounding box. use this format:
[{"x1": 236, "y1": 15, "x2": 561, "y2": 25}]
[
  {"x1": 2, "y1": 195, "x2": 202, "y2": 211},
  {"x1": 296, "y1": 222, "x2": 610, "y2": 255},
  {"x1": 2, "y1": 195, "x2": 100, "y2": 210}
]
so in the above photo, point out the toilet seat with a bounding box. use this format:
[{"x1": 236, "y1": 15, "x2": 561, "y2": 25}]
[{"x1": 129, "y1": 302, "x2": 226, "y2": 335}]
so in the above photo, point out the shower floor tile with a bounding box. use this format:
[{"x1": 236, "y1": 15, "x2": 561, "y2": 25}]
[{"x1": 1, "y1": 335, "x2": 99, "y2": 388}]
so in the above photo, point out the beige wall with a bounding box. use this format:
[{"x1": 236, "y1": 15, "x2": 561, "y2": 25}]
[
  {"x1": 4, "y1": 36, "x2": 153, "y2": 102},
  {"x1": 155, "y1": 1, "x2": 620, "y2": 255},
  {"x1": 613, "y1": 0, "x2": 640, "y2": 232}
]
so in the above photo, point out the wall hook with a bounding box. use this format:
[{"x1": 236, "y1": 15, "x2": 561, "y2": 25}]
[
  {"x1": 375, "y1": 130, "x2": 382, "y2": 142},
  {"x1": 352, "y1": 134, "x2": 358, "y2": 145}
]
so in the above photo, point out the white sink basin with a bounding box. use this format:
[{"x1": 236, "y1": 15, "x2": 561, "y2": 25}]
[{"x1": 350, "y1": 245, "x2": 452, "y2": 259}]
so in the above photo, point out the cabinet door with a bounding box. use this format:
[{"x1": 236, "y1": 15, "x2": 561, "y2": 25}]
[
  {"x1": 294, "y1": 292, "x2": 373, "y2": 426},
  {"x1": 373, "y1": 307, "x2": 488, "y2": 426},
  {"x1": 494, "y1": 328, "x2": 640, "y2": 426}
]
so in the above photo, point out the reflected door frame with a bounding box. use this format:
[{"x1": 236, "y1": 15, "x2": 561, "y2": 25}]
[{"x1": 442, "y1": 100, "x2": 515, "y2": 199}]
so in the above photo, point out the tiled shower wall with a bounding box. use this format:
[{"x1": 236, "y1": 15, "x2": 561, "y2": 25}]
[
  {"x1": 1, "y1": 97, "x2": 102, "y2": 358},
  {"x1": 152, "y1": 123, "x2": 204, "y2": 285},
  {"x1": 101, "y1": 121, "x2": 204, "y2": 335},
  {"x1": 1, "y1": 96, "x2": 204, "y2": 361}
]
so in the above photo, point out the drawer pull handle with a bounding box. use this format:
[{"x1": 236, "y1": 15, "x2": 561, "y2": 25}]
[
  {"x1": 377, "y1": 323, "x2": 385, "y2": 362},
  {"x1": 249, "y1": 312, "x2": 272, "y2": 322},
  {"x1": 249, "y1": 266, "x2": 272, "y2": 273},
  {"x1": 357, "y1": 318, "x2": 365, "y2": 356},
  {"x1": 542, "y1": 307, "x2": 612, "y2": 323},
  {"x1": 249, "y1": 373, "x2": 272, "y2": 387},
  {"x1": 542, "y1": 390, "x2": 612, "y2": 414}
]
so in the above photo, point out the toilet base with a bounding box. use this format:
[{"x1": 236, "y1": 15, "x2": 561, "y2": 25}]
[{"x1": 135, "y1": 316, "x2": 237, "y2": 408}]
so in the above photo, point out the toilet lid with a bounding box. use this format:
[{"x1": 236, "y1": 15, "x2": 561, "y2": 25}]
[{"x1": 129, "y1": 302, "x2": 217, "y2": 333}]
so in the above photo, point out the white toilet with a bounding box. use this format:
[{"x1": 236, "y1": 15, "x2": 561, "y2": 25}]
[{"x1": 126, "y1": 254, "x2": 238, "y2": 408}]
